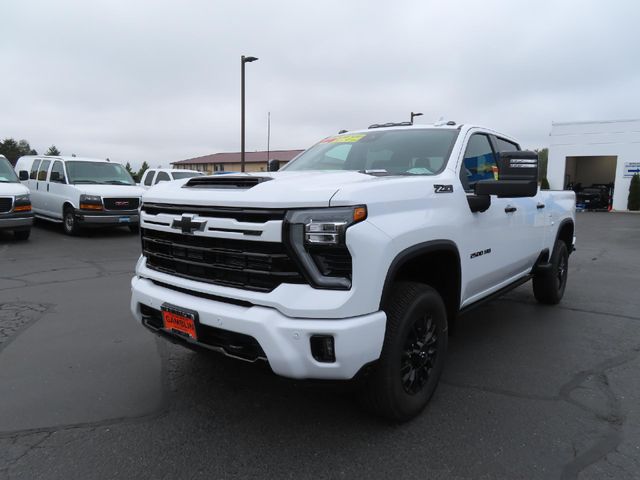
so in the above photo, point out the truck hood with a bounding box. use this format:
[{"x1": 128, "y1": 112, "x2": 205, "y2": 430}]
[
  {"x1": 74, "y1": 184, "x2": 145, "y2": 198},
  {"x1": 0, "y1": 183, "x2": 30, "y2": 196},
  {"x1": 142, "y1": 171, "x2": 383, "y2": 208}
]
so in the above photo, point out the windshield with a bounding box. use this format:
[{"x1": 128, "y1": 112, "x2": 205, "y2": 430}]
[
  {"x1": 66, "y1": 161, "x2": 135, "y2": 185},
  {"x1": 282, "y1": 129, "x2": 459, "y2": 175},
  {"x1": 172, "y1": 171, "x2": 202, "y2": 180},
  {"x1": 0, "y1": 158, "x2": 19, "y2": 183}
]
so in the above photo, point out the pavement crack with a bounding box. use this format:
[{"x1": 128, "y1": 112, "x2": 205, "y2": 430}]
[{"x1": 559, "y1": 346, "x2": 640, "y2": 480}]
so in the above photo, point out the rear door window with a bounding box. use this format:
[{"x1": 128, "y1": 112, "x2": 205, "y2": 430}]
[
  {"x1": 496, "y1": 137, "x2": 520, "y2": 152},
  {"x1": 462, "y1": 134, "x2": 496, "y2": 189},
  {"x1": 155, "y1": 171, "x2": 171, "y2": 183}
]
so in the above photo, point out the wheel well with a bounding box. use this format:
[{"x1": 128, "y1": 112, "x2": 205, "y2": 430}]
[
  {"x1": 63, "y1": 202, "x2": 74, "y2": 213},
  {"x1": 381, "y1": 244, "x2": 461, "y2": 325},
  {"x1": 557, "y1": 221, "x2": 574, "y2": 251}
]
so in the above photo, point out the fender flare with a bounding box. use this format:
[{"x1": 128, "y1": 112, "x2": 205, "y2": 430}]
[{"x1": 379, "y1": 239, "x2": 461, "y2": 314}]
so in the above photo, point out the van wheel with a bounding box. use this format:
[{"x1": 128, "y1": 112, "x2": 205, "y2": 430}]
[
  {"x1": 533, "y1": 240, "x2": 569, "y2": 305},
  {"x1": 63, "y1": 207, "x2": 79, "y2": 236},
  {"x1": 14, "y1": 229, "x2": 31, "y2": 241},
  {"x1": 359, "y1": 281, "x2": 448, "y2": 422}
]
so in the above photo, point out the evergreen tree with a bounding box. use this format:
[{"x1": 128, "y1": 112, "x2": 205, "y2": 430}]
[
  {"x1": 137, "y1": 161, "x2": 150, "y2": 181},
  {"x1": 0, "y1": 138, "x2": 37, "y2": 165},
  {"x1": 46, "y1": 145, "x2": 61, "y2": 156},
  {"x1": 628, "y1": 174, "x2": 640, "y2": 211}
]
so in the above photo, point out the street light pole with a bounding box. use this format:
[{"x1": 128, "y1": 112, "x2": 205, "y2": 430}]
[
  {"x1": 410, "y1": 111, "x2": 423, "y2": 124},
  {"x1": 241, "y1": 55, "x2": 258, "y2": 173}
]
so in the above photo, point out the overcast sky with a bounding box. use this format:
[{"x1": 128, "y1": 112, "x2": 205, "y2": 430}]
[{"x1": 2, "y1": 0, "x2": 639, "y2": 169}]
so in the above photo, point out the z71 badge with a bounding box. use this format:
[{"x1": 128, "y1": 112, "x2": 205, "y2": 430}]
[{"x1": 434, "y1": 184, "x2": 453, "y2": 193}]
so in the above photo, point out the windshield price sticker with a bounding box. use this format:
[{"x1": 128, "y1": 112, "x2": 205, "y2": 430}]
[{"x1": 320, "y1": 134, "x2": 366, "y2": 144}]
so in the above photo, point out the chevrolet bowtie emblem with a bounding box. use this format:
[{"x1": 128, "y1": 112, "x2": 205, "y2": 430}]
[{"x1": 172, "y1": 215, "x2": 206, "y2": 234}]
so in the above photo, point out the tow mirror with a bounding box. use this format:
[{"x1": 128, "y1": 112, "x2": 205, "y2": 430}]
[
  {"x1": 474, "y1": 151, "x2": 538, "y2": 197},
  {"x1": 19, "y1": 170, "x2": 29, "y2": 181},
  {"x1": 267, "y1": 159, "x2": 280, "y2": 172}
]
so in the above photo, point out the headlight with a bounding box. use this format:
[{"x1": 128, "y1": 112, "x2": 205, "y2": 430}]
[
  {"x1": 79, "y1": 194, "x2": 103, "y2": 211},
  {"x1": 13, "y1": 194, "x2": 31, "y2": 212},
  {"x1": 285, "y1": 206, "x2": 367, "y2": 289}
]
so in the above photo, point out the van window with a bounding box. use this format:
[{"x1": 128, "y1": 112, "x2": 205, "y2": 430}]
[
  {"x1": 50, "y1": 161, "x2": 66, "y2": 183},
  {"x1": 144, "y1": 170, "x2": 155, "y2": 186},
  {"x1": 155, "y1": 171, "x2": 171, "y2": 183},
  {"x1": 37, "y1": 160, "x2": 51, "y2": 181},
  {"x1": 30, "y1": 159, "x2": 41, "y2": 180}
]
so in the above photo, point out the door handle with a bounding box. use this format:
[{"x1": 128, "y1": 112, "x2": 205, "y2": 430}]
[
  {"x1": 536, "y1": 203, "x2": 545, "y2": 209},
  {"x1": 504, "y1": 206, "x2": 517, "y2": 213}
]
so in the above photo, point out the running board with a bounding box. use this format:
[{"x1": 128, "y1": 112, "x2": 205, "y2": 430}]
[
  {"x1": 458, "y1": 275, "x2": 532, "y2": 316},
  {"x1": 34, "y1": 214, "x2": 63, "y2": 223}
]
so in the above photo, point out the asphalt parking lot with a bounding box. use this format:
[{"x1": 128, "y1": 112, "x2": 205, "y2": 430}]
[{"x1": 1, "y1": 213, "x2": 639, "y2": 479}]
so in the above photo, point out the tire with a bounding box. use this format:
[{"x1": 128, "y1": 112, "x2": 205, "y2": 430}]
[
  {"x1": 129, "y1": 224, "x2": 140, "y2": 234},
  {"x1": 14, "y1": 229, "x2": 31, "y2": 241},
  {"x1": 359, "y1": 281, "x2": 448, "y2": 422},
  {"x1": 533, "y1": 240, "x2": 569, "y2": 305},
  {"x1": 63, "y1": 207, "x2": 79, "y2": 236}
]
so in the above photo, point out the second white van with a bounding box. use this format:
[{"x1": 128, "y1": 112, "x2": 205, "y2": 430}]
[{"x1": 15, "y1": 156, "x2": 145, "y2": 235}]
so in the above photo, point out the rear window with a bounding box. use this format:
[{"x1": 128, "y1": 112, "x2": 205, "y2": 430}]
[{"x1": 283, "y1": 129, "x2": 459, "y2": 175}]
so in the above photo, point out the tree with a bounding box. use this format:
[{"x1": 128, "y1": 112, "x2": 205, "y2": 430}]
[
  {"x1": 46, "y1": 145, "x2": 61, "y2": 156},
  {"x1": 536, "y1": 148, "x2": 548, "y2": 181},
  {"x1": 540, "y1": 178, "x2": 550, "y2": 190},
  {"x1": 0, "y1": 138, "x2": 37, "y2": 165},
  {"x1": 125, "y1": 162, "x2": 137, "y2": 181},
  {"x1": 137, "y1": 161, "x2": 149, "y2": 181},
  {"x1": 628, "y1": 174, "x2": 640, "y2": 211}
]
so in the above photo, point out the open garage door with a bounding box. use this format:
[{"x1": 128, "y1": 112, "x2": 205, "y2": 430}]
[{"x1": 565, "y1": 155, "x2": 617, "y2": 211}]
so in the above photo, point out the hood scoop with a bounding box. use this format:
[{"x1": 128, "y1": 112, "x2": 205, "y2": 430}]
[{"x1": 184, "y1": 176, "x2": 272, "y2": 189}]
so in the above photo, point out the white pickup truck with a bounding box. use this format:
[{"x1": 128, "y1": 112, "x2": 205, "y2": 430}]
[{"x1": 130, "y1": 122, "x2": 575, "y2": 421}]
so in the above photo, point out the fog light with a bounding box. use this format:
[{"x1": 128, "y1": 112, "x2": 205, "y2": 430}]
[{"x1": 310, "y1": 335, "x2": 336, "y2": 363}]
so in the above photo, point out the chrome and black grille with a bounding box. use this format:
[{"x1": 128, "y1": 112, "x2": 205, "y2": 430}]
[
  {"x1": 0, "y1": 197, "x2": 12, "y2": 213},
  {"x1": 141, "y1": 228, "x2": 305, "y2": 292},
  {"x1": 141, "y1": 203, "x2": 285, "y2": 223},
  {"x1": 104, "y1": 197, "x2": 140, "y2": 211}
]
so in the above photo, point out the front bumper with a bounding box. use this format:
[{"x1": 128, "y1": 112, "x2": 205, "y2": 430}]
[
  {"x1": 131, "y1": 276, "x2": 386, "y2": 380},
  {"x1": 76, "y1": 210, "x2": 139, "y2": 226},
  {"x1": 0, "y1": 212, "x2": 34, "y2": 230}
]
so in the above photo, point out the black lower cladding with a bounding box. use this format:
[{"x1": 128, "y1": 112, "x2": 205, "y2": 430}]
[
  {"x1": 140, "y1": 304, "x2": 266, "y2": 361},
  {"x1": 141, "y1": 228, "x2": 305, "y2": 292}
]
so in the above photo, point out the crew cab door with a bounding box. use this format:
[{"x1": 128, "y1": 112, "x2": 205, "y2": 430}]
[
  {"x1": 457, "y1": 133, "x2": 534, "y2": 305},
  {"x1": 492, "y1": 136, "x2": 546, "y2": 263}
]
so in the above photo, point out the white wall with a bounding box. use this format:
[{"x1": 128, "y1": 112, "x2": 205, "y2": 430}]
[{"x1": 548, "y1": 119, "x2": 640, "y2": 211}]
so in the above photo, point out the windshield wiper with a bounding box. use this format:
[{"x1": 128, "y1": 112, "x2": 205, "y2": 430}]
[
  {"x1": 73, "y1": 180, "x2": 103, "y2": 184},
  {"x1": 358, "y1": 169, "x2": 394, "y2": 176},
  {"x1": 103, "y1": 180, "x2": 132, "y2": 185}
]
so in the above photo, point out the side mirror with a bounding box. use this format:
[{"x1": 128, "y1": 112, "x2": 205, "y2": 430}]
[
  {"x1": 19, "y1": 170, "x2": 29, "y2": 181},
  {"x1": 267, "y1": 159, "x2": 280, "y2": 172},
  {"x1": 475, "y1": 150, "x2": 538, "y2": 197}
]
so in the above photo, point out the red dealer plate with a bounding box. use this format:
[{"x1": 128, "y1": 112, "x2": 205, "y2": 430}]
[{"x1": 162, "y1": 305, "x2": 198, "y2": 341}]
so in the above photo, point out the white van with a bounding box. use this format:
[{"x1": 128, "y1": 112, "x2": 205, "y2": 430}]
[
  {"x1": 0, "y1": 155, "x2": 33, "y2": 240},
  {"x1": 15, "y1": 156, "x2": 145, "y2": 235},
  {"x1": 139, "y1": 168, "x2": 202, "y2": 189}
]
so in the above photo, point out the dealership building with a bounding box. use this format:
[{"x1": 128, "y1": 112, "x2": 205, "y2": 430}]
[{"x1": 547, "y1": 119, "x2": 640, "y2": 211}]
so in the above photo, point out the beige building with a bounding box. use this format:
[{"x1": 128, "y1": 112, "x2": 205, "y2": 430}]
[{"x1": 171, "y1": 149, "x2": 304, "y2": 174}]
